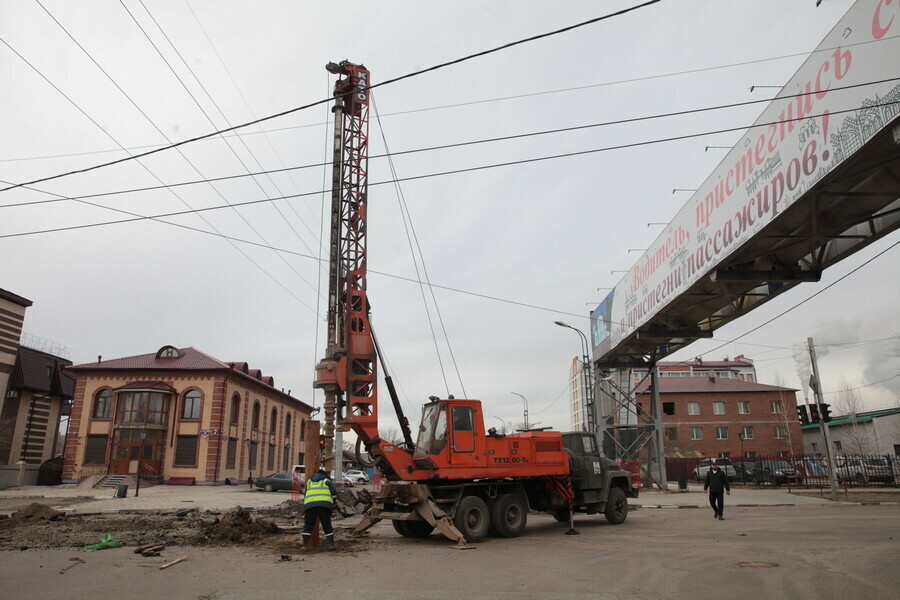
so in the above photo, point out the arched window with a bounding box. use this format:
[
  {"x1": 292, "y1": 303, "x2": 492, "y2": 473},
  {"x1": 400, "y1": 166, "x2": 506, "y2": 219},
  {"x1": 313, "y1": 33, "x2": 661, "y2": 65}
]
[
  {"x1": 252, "y1": 402, "x2": 260, "y2": 430},
  {"x1": 270, "y1": 408, "x2": 278, "y2": 434},
  {"x1": 92, "y1": 389, "x2": 112, "y2": 419},
  {"x1": 182, "y1": 389, "x2": 202, "y2": 420},
  {"x1": 285, "y1": 414, "x2": 292, "y2": 438},
  {"x1": 230, "y1": 393, "x2": 241, "y2": 425}
]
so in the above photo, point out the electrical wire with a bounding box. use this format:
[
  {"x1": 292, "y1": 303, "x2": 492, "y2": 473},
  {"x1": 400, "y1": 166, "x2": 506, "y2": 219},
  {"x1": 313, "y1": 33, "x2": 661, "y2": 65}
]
[
  {"x1": 5, "y1": 31, "x2": 896, "y2": 166},
  {"x1": 5, "y1": 97, "x2": 898, "y2": 241},
  {"x1": 821, "y1": 374, "x2": 900, "y2": 395},
  {"x1": 0, "y1": 25, "x2": 317, "y2": 312},
  {"x1": 373, "y1": 96, "x2": 464, "y2": 398},
  {"x1": 118, "y1": 0, "x2": 322, "y2": 295},
  {"x1": 663, "y1": 239, "x2": 900, "y2": 369},
  {"x1": 6, "y1": 76, "x2": 897, "y2": 212},
  {"x1": 0, "y1": 1, "x2": 662, "y2": 193}
]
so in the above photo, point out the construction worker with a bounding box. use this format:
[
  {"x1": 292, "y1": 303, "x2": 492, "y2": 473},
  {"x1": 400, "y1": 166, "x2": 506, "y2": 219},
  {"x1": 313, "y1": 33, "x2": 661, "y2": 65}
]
[{"x1": 302, "y1": 467, "x2": 337, "y2": 548}]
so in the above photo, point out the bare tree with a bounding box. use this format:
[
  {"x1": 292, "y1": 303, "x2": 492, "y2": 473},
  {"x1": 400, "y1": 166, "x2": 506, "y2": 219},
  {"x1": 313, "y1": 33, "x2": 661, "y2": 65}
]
[
  {"x1": 772, "y1": 375, "x2": 802, "y2": 458},
  {"x1": 834, "y1": 380, "x2": 876, "y2": 454}
]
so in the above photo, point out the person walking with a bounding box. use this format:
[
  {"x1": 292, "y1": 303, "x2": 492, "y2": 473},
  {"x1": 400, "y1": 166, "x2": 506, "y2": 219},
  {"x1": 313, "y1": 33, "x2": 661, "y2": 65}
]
[
  {"x1": 704, "y1": 460, "x2": 731, "y2": 520},
  {"x1": 302, "y1": 467, "x2": 338, "y2": 548}
]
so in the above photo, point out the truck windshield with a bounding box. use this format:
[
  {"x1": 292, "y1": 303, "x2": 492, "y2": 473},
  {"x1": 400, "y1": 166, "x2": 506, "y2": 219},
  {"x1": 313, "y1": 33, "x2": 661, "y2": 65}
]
[{"x1": 414, "y1": 404, "x2": 448, "y2": 456}]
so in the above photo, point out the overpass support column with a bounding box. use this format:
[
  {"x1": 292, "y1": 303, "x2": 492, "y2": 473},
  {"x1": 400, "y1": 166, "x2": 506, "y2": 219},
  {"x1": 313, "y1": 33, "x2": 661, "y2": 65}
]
[{"x1": 650, "y1": 366, "x2": 669, "y2": 490}]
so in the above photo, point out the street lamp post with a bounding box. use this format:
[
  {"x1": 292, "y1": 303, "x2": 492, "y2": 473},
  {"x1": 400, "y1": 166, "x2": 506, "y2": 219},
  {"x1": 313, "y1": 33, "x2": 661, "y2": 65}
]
[
  {"x1": 510, "y1": 393, "x2": 529, "y2": 431},
  {"x1": 738, "y1": 433, "x2": 746, "y2": 484},
  {"x1": 554, "y1": 321, "x2": 594, "y2": 433},
  {"x1": 493, "y1": 416, "x2": 506, "y2": 434},
  {"x1": 135, "y1": 429, "x2": 147, "y2": 497}
]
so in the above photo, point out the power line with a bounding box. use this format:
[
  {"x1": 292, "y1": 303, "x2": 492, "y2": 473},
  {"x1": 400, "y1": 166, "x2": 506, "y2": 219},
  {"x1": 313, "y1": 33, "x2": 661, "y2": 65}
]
[
  {"x1": 6, "y1": 97, "x2": 898, "y2": 236},
  {"x1": 0, "y1": 1, "x2": 661, "y2": 193},
  {"x1": 822, "y1": 374, "x2": 900, "y2": 395},
  {"x1": 683, "y1": 239, "x2": 900, "y2": 367},
  {"x1": 116, "y1": 0, "x2": 322, "y2": 297},
  {"x1": 5, "y1": 31, "x2": 896, "y2": 166},
  {"x1": 4, "y1": 77, "x2": 897, "y2": 213}
]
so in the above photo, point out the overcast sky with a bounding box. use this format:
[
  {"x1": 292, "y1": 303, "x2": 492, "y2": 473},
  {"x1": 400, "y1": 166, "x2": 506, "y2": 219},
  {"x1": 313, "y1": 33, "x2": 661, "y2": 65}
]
[{"x1": 1, "y1": 0, "x2": 897, "y2": 435}]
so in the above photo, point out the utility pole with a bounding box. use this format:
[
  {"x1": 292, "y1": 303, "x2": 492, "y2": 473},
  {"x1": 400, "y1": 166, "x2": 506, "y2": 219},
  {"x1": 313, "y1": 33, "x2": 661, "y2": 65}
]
[{"x1": 808, "y1": 337, "x2": 839, "y2": 501}]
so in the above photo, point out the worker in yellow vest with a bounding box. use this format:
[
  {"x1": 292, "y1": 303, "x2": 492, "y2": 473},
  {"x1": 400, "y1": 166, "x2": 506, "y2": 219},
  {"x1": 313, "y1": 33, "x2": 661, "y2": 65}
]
[{"x1": 302, "y1": 467, "x2": 337, "y2": 548}]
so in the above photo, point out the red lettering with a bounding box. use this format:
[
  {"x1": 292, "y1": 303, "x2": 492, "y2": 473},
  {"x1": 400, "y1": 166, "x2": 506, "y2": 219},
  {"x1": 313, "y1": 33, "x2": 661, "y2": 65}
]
[
  {"x1": 815, "y1": 60, "x2": 831, "y2": 100},
  {"x1": 802, "y1": 141, "x2": 818, "y2": 176},
  {"x1": 833, "y1": 46, "x2": 851, "y2": 80},
  {"x1": 786, "y1": 157, "x2": 802, "y2": 190},
  {"x1": 873, "y1": 0, "x2": 895, "y2": 39},
  {"x1": 755, "y1": 135, "x2": 766, "y2": 165}
]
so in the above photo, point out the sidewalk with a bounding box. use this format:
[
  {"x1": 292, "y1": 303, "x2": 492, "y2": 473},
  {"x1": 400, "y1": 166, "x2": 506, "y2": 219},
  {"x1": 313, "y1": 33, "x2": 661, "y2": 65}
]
[
  {"x1": 632, "y1": 482, "x2": 897, "y2": 508},
  {"x1": 0, "y1": 482, "x2": 894, "y2": 515}
]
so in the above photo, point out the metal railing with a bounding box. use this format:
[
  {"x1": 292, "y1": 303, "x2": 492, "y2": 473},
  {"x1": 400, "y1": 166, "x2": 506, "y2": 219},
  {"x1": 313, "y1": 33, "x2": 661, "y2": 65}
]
[{"x1": 663, "y1": 454, "x2": 900, "y2": 488}]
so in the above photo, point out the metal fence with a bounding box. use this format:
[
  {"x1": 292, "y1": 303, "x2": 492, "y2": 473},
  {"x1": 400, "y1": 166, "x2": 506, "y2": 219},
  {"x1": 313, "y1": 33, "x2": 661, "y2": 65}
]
[{"x1": 663, "y1": 454, "x2": 900, "y2": 488}]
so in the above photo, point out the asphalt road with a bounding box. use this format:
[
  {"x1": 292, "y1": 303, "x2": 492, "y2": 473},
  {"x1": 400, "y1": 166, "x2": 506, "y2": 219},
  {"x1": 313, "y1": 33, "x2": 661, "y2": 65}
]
[{"x1": 1, "y1": 503, "x2": 896, "y2": 600}]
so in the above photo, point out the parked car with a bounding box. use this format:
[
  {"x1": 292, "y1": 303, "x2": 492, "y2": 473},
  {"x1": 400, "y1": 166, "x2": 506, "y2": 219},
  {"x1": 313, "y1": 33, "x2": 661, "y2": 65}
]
[
  {"x1": 752, "y1": 460, "x2": 803, "y2": 485},
  {"x1": 692, "y1": 458, "x2": 736, "y2": 482},
  {"x1": 733, "y1": 460, "x2": 756, "y2": 482},
  {"x1": 343, "y1": 470, "x2": 370, "y2": 484},
  {"x1": 254, "y1": 472, "x2": 302, "y2": 492},
  {"x1": 835, "y1": 457, "x2": 895, "y2": 484}
]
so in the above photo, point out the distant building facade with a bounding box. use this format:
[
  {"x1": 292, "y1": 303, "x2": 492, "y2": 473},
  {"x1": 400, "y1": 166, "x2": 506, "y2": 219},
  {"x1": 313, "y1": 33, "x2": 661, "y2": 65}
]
[
  {"x1": 62, "y1": 345, "x2": 314, "y2": 486},
  {"x1": 803, "y1": 408, "x2": 900, "y2": 457},
  {"x1": 567, "y1": 357, "x2": 589, "y2": 431},
  {"x1": 630, "y1": 355, "x2": 757, "y2": 387},
  {"x1": 1, "y1": 347, "x2": 73, "y2": 466},
  {"x1": 636, "y1": 377, "x2": 803, "y2": 459},
  {"x1": 0, "y1": 288, "x2": 32, "y2": 427}
]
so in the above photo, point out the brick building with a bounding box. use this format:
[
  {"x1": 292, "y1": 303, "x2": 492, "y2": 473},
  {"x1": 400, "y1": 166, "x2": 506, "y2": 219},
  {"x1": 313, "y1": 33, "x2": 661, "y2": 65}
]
[
  {"x1": 62, "y1": 345, "x2": 313, "y2": 486},
  {"x1": 636, "y1": 377, "x2": 803, "y2": 459}
]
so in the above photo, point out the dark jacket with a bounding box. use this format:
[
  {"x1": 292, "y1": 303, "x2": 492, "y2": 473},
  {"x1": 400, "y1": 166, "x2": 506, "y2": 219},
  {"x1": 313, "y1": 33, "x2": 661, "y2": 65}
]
[
  {"x1": 704, "y1": 467, "x2": 731, "y2": 493},
  {"x1": 304, "y1": 472, "x2": 338, "y2": 509}
]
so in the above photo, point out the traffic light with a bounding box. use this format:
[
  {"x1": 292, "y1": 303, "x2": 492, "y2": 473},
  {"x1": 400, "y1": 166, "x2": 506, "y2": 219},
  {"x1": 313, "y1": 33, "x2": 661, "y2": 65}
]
[
  {"x1": 808, "y1": 403, "x2": 820, "y2": 424},
  {"x1": 318, "y1": 435, "x2": 326, "y2": 451},
  {"x1": 797, "y1": 406, "x2": 809, "y2": 425},
  {"x1": 820, "y1": 403, "x2": 832, "y2": 423}
]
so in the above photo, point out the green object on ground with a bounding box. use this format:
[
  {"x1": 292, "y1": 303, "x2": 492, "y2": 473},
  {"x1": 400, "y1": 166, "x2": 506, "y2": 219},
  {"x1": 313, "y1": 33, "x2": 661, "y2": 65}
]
[{"x1": 80, "y1": 534, "x2": 121, "y2": 551}]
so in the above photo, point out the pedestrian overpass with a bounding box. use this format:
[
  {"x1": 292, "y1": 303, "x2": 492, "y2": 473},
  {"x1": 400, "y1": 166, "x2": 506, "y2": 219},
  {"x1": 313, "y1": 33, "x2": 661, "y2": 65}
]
[{"x1": 588, "y1": 2, "x2": 900, "y2": 485}]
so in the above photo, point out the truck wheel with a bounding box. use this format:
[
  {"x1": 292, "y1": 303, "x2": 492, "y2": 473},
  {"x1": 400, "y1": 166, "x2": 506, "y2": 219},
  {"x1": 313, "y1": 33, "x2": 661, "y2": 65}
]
[
  {"x1": 453, "y1": 496, "x2": 490, "y2": 543},
  {"x1": 404, "y1": 520, "x2": 435, "y2": 538},
  {"x1": 551, "y1": 509, "x2": 569, "y2": 523},
  {"x1": 489, "y1": 494, "x2": 527, "y2": 538},
  {"x1": 604, "y1": 487, "x2": 628, "y2": 524},
  {"x1": 392, "y1": 520, "x2": 408, "y2": 537}
]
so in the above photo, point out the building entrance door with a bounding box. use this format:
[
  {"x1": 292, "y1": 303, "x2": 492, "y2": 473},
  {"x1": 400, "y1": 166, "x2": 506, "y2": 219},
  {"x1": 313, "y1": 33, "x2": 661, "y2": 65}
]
[{"x1": 109, "y1": 429, "x2": 163, "y2": 475}]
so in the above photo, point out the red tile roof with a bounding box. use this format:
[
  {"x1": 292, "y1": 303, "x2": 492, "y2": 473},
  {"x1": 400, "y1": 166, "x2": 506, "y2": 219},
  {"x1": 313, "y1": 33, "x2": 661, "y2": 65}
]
[
  {"x1": 635, "y1": 377, "x2": 796, "y2": 394},
  {"x1": 69, "y1": 346, "x2": 311, "y2": 409},
  {"x1": 72, "y1": 347, "x2": 227, "y2": 371}
]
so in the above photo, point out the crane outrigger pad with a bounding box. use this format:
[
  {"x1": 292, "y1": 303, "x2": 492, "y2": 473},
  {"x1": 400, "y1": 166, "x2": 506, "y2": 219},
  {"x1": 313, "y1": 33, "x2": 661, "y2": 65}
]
[{"x1": 352, "y1": 483, "x2": 470, "y2": 548}]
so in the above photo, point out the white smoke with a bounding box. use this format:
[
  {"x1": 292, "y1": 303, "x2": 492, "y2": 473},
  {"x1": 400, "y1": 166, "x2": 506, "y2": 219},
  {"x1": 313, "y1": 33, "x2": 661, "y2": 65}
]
[{"x1": 793, "y1": 342, "x2": 811, "y2": 402}]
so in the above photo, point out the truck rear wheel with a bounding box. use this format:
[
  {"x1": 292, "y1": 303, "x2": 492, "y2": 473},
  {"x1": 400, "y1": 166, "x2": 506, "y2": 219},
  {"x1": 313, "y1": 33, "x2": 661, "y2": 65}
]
[
  {"x1": 489, "y1": 493, "x2": 527, "y2": 538},
  {"x1": 453, "y1": 495, "x2": 490, "y2": 543},
  {"x1": 604, "y1": 487, "x2": 628, "y2": 524},
  {"x1": 391, "y1": 519, "x2": 435, "y2": 538}
]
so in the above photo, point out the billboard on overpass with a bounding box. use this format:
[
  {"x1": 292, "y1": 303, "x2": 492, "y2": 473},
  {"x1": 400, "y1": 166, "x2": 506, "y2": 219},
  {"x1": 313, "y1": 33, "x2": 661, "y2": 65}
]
[{"x1": 593, "y1": 0, "x2": 900, "y2": 360}]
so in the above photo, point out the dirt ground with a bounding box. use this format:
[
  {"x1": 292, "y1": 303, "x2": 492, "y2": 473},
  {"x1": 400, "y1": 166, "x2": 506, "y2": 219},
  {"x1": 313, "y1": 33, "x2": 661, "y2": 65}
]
[
  {"x1": 0, "y1": 501, "x2": 373, "y2": 555},
  {"x1": 1, "y1": 504, "x2": 897, "y2": 600}
]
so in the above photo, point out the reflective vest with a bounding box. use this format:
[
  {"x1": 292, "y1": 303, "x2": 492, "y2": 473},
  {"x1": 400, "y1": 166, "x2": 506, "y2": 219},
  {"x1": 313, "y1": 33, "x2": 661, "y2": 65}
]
[{"x1": 304, "y1": 478, "x2": 334, "y2": 505}]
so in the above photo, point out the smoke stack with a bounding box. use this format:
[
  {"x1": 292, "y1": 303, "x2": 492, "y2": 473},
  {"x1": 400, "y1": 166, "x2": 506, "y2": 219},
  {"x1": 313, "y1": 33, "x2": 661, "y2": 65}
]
[{"x1": 97, "y1": 355, "x2": 102, "y2": 364}]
